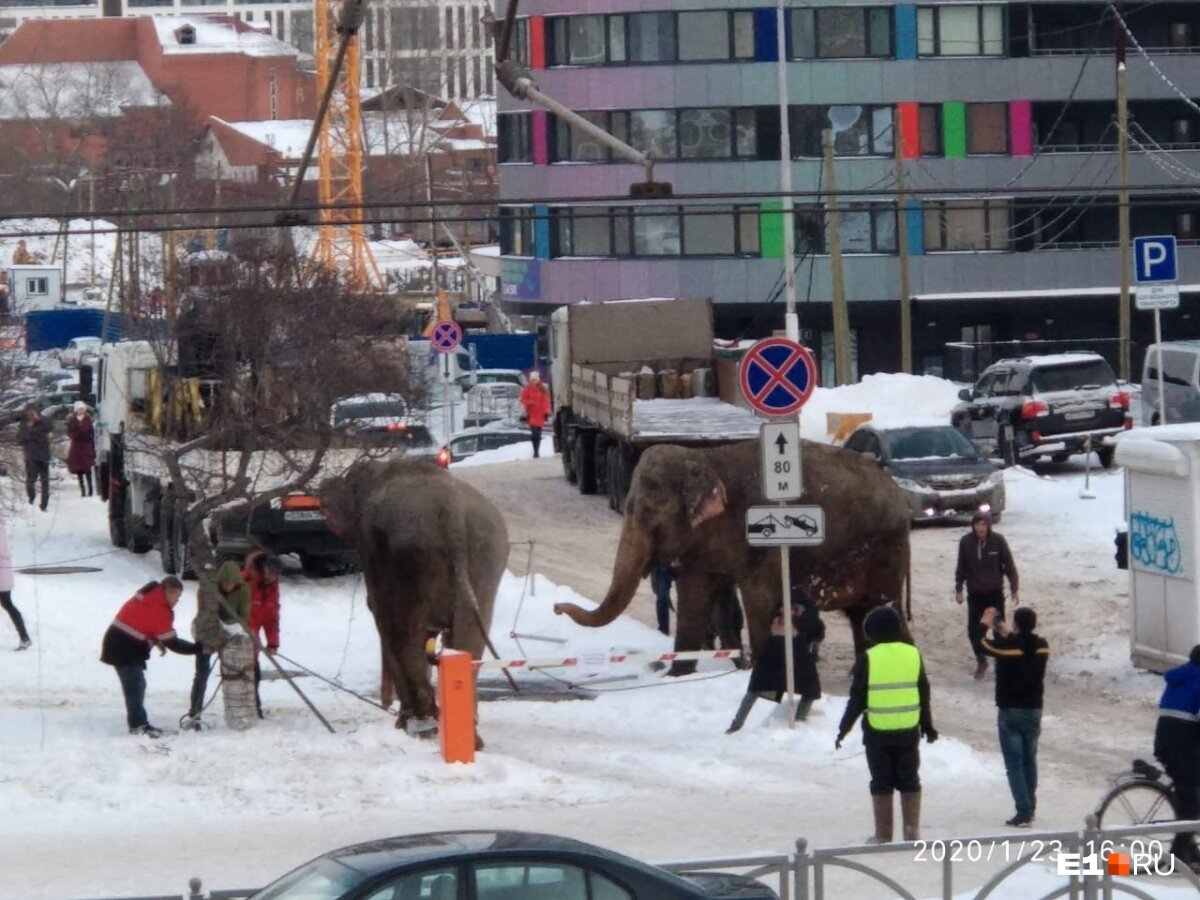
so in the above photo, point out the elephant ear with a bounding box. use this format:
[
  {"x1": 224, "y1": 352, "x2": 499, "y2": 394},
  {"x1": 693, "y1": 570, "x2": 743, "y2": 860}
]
[{"x1": 682, "y1": 459, "x2": 727, "y2": 528}]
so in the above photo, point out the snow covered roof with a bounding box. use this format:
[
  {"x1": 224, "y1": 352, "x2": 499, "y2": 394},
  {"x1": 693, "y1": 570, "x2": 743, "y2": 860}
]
[
  {"x1": 152, "y1": 16, "x2": 298, "y2": 58},
  {"x1": 220, "y1": 119, "x2": 313, "y2": 159},
  {"x1": 0, "y1": 61, "x2": 165, "y2": 119}
]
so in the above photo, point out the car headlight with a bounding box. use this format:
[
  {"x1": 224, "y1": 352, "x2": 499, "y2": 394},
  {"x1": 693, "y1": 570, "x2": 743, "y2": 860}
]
[{"x1": 892, "y1": 477, "x2": 926, "y2": 492}]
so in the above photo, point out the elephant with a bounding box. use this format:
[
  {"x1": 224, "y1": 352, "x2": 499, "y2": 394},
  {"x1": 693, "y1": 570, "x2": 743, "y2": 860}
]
[
  {"x1": 554, "y1": 440, "x2": 910, "y2": 668},
  {"x1": 321, "y1": 457, "x2": 509, "y2": 733}
]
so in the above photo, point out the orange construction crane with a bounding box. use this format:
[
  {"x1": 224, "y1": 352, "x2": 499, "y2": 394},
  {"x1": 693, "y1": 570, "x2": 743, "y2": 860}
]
[{"x1": 307, "y1": 0, "x2": 381, "y2": 292}]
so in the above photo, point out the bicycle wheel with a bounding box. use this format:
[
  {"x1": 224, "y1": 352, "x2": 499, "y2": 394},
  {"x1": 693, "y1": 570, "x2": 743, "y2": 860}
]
[{"x1": 1096, "y1": 779, "x2": 1179, "y2": 844}]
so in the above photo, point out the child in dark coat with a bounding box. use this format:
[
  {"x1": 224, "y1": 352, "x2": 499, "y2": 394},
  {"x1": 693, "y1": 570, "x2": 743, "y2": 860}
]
[{"x1": 725, "y1": 591, "x2": 825, "y2": 732}]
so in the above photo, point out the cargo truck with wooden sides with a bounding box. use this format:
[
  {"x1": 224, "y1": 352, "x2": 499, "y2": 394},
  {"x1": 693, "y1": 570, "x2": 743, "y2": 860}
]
[{"x1": 550, "y1": 298, "x2": 762, "y2": 511}]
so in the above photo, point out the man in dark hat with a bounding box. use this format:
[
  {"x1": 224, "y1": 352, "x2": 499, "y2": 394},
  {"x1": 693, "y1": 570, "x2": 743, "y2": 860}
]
[
  {"x1": 1155, "y1": 644, "x2": 1200, "y2": 869},
  {"x1": 955, "y1": 510, "x2": 1019, "y2": 680},
  {"x1": 837, "y1": 605, "x2": 937, "y2": 844}
]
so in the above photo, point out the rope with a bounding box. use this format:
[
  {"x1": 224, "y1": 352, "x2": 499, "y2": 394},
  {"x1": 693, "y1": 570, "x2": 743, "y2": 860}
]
[{"x1": 272, "y1": 649, "x2": 396, "y2": 716}]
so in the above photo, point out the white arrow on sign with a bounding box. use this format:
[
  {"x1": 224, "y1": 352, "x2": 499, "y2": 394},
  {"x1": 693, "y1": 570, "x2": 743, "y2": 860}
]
[
  {"x1": 745, "y1": 505, "x2": 825, "y2": 547},
  {"x1": 761, "y1": 422, "x2": 801, "y2": 501}
]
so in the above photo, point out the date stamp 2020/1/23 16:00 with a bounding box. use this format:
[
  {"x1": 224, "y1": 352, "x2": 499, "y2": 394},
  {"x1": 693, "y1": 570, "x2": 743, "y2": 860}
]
[{"x1": 913, "y1": 838, "x2": 1177, "y2": 876}]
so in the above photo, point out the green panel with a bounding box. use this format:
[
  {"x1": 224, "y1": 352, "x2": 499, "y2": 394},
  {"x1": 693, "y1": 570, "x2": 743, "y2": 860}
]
[
  {"x1": 943, "y1": 101, "x2": 967, "y2": 159},
  {"x1": 760, "y1": 202, "x2": 785, "y2": 259}
]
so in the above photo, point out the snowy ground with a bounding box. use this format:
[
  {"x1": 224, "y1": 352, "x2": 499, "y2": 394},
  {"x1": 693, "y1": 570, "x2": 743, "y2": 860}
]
[{"x1": 2, "y1": 377, "x2": 1198, "y2": 898}]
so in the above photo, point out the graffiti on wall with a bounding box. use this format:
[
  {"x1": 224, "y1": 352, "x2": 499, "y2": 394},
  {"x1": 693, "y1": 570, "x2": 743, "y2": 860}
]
[{"x1": 1130, "y1": 510, "x2": 1183, "y2": 576}]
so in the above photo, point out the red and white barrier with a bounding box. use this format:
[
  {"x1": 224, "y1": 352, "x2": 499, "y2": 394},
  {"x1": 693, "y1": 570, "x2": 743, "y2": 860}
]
[{"x1": 473, "y1": 649, "x2": 742, "y2": 670}]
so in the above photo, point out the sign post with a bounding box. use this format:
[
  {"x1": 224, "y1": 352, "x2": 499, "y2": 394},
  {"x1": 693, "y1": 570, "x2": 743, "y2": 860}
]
[
  {"x1": 1134, "y1": 235, "x2": 1180, "y2": 426},
  {"x1": 431, "y1": 318, "x2": 463, "y2": 448},
  {"x1": 738, "y1": 338, "x2": 819, "y2": 728}
]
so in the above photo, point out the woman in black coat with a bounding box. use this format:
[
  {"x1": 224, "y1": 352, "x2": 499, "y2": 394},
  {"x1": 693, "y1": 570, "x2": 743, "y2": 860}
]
[{"x1": 726, "y1": 592, "x2": 824, "y2": 733}]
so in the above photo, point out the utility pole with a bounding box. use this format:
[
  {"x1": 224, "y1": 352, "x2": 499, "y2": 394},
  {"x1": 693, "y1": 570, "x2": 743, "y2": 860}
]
[
  {"x1": 823, "y1": 129, "x2": 852, "y2": 386},
  {"x1": 773, "y1": 0, "x2": 798, "y2": 343},
  {"x1": 89, "y1": 176, "x2": 96, "y2": 288},
  {"x1": 1116, "y1": 2, "x2": 1132, "y2": 382},
  {"x1": 894, "y1": 109, "x2": 913, "y2": 374}
]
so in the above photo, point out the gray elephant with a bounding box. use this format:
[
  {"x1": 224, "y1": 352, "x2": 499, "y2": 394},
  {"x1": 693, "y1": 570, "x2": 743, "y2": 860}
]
[
  {"x1": 321, "y1": 457, "x2": 509, "y2": 733},
  {"x1": 555, "y1": 440, "x2": 910, "y2": 667}
]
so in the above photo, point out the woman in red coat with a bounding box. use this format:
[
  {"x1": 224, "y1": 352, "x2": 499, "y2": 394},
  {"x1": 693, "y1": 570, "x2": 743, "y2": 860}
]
[
  {"x1": 518, "y1": 372, "x2": 552, "y2": 458},
  {"x1": 66, "y1": 402, "x2": 95, "y2": 497}
]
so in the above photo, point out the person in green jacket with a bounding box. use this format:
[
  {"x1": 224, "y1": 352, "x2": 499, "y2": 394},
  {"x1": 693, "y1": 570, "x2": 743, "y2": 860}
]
[{"x1": 184, "y1": 560, "x2": 252, "y2": 728}]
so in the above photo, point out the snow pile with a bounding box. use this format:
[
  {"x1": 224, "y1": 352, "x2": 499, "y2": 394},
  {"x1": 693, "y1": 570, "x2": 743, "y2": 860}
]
[
  {"x1": 452, "y1": 440, "x2": 534, "y2": 468},
  {"x1": 800, "y1": 373, "x2": 964, "y2": 442}
]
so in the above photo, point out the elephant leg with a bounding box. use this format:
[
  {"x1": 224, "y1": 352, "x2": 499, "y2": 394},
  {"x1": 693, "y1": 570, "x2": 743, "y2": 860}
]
[
  {"x1": 739, "y1": 580, "x2": 778, "y2": 664},
  {"x1": 380, "y1": 634, "x2": 395, "y2": 710},
  {"x1": 670, "y1": 569, "x2": 717, "y2": 676}
]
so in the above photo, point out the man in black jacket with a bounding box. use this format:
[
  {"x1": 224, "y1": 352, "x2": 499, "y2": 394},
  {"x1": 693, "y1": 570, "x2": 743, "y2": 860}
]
[
  {"x1": 17, "y1": 405, "x2": 52, "y2": 511},
  {"x1": 955, "y1": 510, "x2": 1019, "y2": 680},
  {"x1": 981, "y1": 605, "x2": 1048, "y2": 827}
]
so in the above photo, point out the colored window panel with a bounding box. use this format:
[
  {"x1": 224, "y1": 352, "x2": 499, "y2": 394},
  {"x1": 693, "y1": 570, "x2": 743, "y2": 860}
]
[{"x1": 943, "y1": 101, "x2": 967, "y2": 158}]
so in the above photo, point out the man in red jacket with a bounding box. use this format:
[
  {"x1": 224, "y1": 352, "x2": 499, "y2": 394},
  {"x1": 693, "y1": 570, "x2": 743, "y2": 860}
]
[
  {"x1": 100, "y1": 577, "x2": 199, "y2": 737},
  {"x1": 518, "y1": 371, "x2": 552, "y2": 459}
]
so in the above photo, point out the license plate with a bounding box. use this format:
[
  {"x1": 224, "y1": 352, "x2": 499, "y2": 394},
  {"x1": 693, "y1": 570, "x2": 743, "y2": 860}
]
[
  {"x1": 1064, "y1": 410, "x2": 1094, "y2": 421},
  {"x1": 283, "y1": 510, "x2": 324, "y2": 522}
]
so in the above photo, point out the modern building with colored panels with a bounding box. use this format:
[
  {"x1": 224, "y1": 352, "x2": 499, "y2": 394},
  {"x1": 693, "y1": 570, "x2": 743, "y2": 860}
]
[{"x1": 496, "y1": 1, "x2": 1200, "y2": 377}]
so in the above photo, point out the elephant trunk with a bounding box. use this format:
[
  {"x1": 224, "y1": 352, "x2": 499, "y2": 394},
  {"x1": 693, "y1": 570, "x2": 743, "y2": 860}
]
[{"x1": 554, "y1": 513, "x2": 653, "y2": 628}]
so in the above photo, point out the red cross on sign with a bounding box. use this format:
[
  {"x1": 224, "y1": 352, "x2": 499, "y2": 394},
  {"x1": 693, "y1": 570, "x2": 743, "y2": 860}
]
[
  {"x1": 738, "y1": 337, "x2": 817, "y2": 416},
  {"x1": 431, "y1": 320, "x2": 463, "y2": 353}
]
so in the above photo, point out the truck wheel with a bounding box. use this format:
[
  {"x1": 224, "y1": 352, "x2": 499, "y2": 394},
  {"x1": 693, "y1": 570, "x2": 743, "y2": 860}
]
[
  {"x1": 108, "y1": 480, "x2": 128, "y2": 548},
  {"x1": 574, "y1": 431, "x2": 597, "y2": 495},
  {"x1": 301, "y1": 554, "x2": 337, "y2": 578},
  {"x1": 124, "y1": 490, "x2": 154, "y2": 555},
  {"x1": 97, "y1": 462, "x2": 110, "y2": 502},
  {"x1": 593, "y1": 438, "x2": 609, "y2": 497},
  {"x1": 561, "y1": 431, "x2": 577, "y2": 484},
  {"x1": 606, "y1": 446, "x2": 620, "y2": 512}
]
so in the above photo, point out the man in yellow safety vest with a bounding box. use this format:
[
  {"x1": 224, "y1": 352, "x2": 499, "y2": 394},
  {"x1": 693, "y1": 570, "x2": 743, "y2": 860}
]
[{"x1": 836, "y1": 605, "x2": 937, "y2": 844}]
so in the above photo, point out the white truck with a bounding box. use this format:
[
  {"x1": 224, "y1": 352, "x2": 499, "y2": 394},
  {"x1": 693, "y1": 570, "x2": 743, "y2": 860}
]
[
  {"x1": 93, "y1": 340, "x2": 366, "y2": 576},
  {"x1": 551, "y1": 298, "x2": 761, "y2": 511}
]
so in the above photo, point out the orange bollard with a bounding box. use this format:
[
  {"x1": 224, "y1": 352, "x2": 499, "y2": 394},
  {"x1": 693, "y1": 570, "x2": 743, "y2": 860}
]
[{"x1": 437, "y1": 650, "x2": 476, "y2": 764}]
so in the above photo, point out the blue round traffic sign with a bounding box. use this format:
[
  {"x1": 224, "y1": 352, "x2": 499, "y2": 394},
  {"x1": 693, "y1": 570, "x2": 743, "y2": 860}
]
[
  {"x1": 738, "y1": 338, "x2": 817, "y2": 416},
  {"x1": 431, "y1": 319, "x2": 463, "y2": 353}
]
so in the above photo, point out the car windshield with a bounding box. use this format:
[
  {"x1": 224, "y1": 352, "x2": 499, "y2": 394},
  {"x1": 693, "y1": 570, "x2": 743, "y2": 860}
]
[
  {"x1": 249, "y1": 856, "x2": 367, "y2": 900},
  {"x1": 1030, "y1": 360, "x2": 1115, "y2": 393},
  {"x1": 885, "y1": 428, "x2": 978, "y2": 460},
  {"x1": 333, "y1": 401, "x2": 406, "y2": 424}
]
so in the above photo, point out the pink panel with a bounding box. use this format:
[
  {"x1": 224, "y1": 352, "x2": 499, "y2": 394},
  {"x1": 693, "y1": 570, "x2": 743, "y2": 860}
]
[
  {"x1": 532, "y1": 110, "x2": 548, "y2": 165},
  {"x1": 1010, "y1": 101, "x2": 1033, "y2": 157}
]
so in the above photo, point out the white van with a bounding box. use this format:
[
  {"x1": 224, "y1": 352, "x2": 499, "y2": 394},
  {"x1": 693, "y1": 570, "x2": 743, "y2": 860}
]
[{"x1": 1142, "y1": 341, "x2": 1200, "y2": 425}]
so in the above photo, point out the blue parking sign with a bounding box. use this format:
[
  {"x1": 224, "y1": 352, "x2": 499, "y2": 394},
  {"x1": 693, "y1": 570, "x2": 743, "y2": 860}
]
[{"x1": 1134, "y1": 235, "x2": 1178, "y2": 284}]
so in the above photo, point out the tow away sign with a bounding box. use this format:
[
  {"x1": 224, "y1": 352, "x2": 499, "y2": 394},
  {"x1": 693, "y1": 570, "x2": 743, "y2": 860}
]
[
  {"x1": 761, "y1": 422, "x2": 801, "y2": 501},
  {"x1": 745, "y1": 505, "x2": 825, "y2": 547}
]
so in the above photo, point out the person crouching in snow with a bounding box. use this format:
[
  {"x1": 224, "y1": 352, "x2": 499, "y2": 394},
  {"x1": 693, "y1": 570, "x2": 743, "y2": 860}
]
[
  {"x1": 518, "y1": 371, "x2": 552, "y2": 458},
  {"x1": 100, "y1": 577, "x2": 199, "y2": 737},
  {"x1": 725, "y1": 596, "x2": 823, "y2": 733}
]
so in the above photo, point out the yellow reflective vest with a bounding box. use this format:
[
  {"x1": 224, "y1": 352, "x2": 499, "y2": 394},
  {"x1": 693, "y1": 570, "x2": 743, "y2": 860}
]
[{"x1": 865, "y1": 642, "x2": 922, "y2": 731}]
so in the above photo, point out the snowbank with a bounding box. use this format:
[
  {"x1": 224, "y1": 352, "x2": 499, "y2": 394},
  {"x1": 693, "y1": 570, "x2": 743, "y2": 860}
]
[{"x1": 800, "y1": 373, "x2": 965, "y2": 442}]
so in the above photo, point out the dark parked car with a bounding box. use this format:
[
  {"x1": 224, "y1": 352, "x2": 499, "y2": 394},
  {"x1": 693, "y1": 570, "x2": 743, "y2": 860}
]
[
  {"x1": 845, "y1": 423, "x2": 1006, "y2": 523},
  {"x1": 447, "y1": 422, "x2": 531, "y2": 462},
  {"x1": 949, "y1": 353, "x2": 1130, "y2": 468},
  {"x1": 247, "y1": 831, "x2": 778, "y2": 900}
]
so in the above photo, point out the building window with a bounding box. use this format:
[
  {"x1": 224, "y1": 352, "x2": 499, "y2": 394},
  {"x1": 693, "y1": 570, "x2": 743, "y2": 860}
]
[
  {"x1": 794, "y1": 204, "x2": 897, "y2": 254},
  {"x1": 553, "y1": 111, "x2": 611, "y2": 161},
  {"x1": 549, "y1": 15, "x2": 606, "y2": 65},
  {"x1": 967, "y1": 103, "x2": 1008, "y2": 154},
  {"x1": 627, "y1": 12, "x2": 676, "y2": 62},
  {"x1": 924, "y1": 199, "x2": 1010, "y2": 251},
  {"x1": 792, "y1": 105, "x2": 894, "y2": 157},
  {"x1": 791, "y1": 6, "x2": 893, "y2": 59},
  {"x1": 630, "y1": 109, "x2": 677, "y2": 158},
  {"x1": 919, "y1": 104, "x2": 942, "y2": 156},
  {"x1": 500, "y1": 207, "x2": 535, "y2": 256},
  {"x1": 498, "y1": 113, "x2": 532, "y2": 163},
  {"x1": 679, "y1": 108, "x2": 732, "y2": 159},
  {"x1": 917, "y1": 5, "x2": 1004, "y2": 57},
  {"x1": 552, "y1": 206, "x2": 759, "y2": 257},
  {"x1": 26, "y1": 277, "x2": 48, "y2": 295},
  {"x1": 680, "y1": 206, "x2": 760, "y2": 255},
  {"x1": 676, "y1": 11, "x2": 755, "y2": 61}
]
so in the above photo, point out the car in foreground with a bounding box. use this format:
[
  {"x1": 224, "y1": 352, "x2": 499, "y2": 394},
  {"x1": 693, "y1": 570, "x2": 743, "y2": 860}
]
[
  {"x1": 447, "y1": 421, "x2": 531, "y2": 463},
  {"x1": 247, "y1": 830, "x2": 778, "y2": 900},
  {"x1": 844, "y1": 423, "x2": 1005, "y2": 523},
  {"x1": 950, "y1": 352, "x2": 1129, "y2": 467}
]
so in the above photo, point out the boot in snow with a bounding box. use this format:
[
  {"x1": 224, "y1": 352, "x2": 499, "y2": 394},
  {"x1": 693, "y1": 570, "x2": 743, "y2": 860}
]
[
  {"x1": 16, "y1": 638, "x2": 30, "y2": 651},
  {"x1": 901, "y1": 791, "x2": 921, "y2": 841},
  {"x1": 866, "y1": 795, "x2": 893, "y2": 844}
]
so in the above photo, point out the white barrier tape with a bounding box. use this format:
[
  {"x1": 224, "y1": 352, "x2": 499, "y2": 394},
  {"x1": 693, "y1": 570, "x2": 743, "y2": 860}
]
[{"x1": 471, "y1": 649, "x2": 742, "y2": 670}]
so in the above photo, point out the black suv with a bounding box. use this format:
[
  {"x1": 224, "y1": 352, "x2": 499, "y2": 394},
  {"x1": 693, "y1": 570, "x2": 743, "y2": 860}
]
[{"x1": 951, "y1": 353, "x2": 1130, "y2": 468}]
